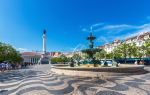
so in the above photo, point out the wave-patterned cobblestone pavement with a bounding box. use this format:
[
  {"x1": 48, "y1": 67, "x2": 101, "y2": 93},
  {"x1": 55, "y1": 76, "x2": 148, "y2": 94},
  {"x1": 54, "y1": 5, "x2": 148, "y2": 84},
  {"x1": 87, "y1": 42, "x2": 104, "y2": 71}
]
[{"x1": 0, "y1": 65, "x2": 150, "y2": 95}]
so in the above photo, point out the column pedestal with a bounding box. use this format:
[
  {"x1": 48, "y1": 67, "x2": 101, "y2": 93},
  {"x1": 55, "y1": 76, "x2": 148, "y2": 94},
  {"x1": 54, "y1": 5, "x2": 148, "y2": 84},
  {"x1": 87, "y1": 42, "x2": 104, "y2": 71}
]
[{"x1": 39, "y1": 53, "x2": 49, "y2": 64}]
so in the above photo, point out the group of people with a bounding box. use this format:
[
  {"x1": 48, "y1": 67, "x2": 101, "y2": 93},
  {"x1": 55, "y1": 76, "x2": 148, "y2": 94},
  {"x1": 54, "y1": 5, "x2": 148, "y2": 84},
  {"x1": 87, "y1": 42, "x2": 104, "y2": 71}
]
[
  {"x1": 0, "y1": 62, "x2": 29, "y2": 72},
  {"x1": 0, "y1": 62, "x2": 12, "y2": 72},
  {"x1": 134, "y1": 60, "x2": 144, "y2": 65}
]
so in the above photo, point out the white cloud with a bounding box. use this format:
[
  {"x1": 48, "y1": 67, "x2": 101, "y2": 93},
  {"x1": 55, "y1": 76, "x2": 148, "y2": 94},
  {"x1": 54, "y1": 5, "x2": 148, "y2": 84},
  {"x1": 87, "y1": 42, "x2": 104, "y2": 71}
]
[
  {"x1": 97, "y1": 36, "x2": 109, "y2": 43},
  {"x1": 94, "y1": 22, "x2": 150, "y2": 44},
  {"x1": 92, "y1": 23, "x2": 104, "y2": 27},
  {"x1": 123, "y1": 23, "x2": 150, "y2": 38},
  {"x1": 82, "y1": 19, "x2": 150, "y2": 46},
  {"x1": 89, "y1": 22, "x2": 150, "y2": 34},
  {"x1": 94, "y1": 24, "x2": 138, "y2": 33},
  {"x1": 138, "y1": 23, "x2": 150, "y2": 28},
  {"x1": 82, "y1": 22, "x2": 104, "y2": 32},
  {"x1": 18, "y1": 48, "x2": 28, "y2": 52},
  {"x1": 102, "y1": 24, "x2": 133, "y2": 30}
]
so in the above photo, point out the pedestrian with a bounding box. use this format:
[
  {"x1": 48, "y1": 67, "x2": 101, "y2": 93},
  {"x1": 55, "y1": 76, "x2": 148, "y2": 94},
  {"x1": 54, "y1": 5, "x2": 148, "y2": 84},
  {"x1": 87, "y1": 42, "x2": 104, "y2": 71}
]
[
  {"x1": 1, "y1": 62, "x2": 6, "y2": 72},
  {"x1": 134, "y1": 60, "x2": 138, "y2": 65},
  {"x1": 0, "y1": 63, "x2": 2, "y2": 72},
  {"x1": 139, "y1": 60, "x2": 144, "y2": 65},
  {"x1": 5, "y1": 63, "x2": 9, "y2": 70}
]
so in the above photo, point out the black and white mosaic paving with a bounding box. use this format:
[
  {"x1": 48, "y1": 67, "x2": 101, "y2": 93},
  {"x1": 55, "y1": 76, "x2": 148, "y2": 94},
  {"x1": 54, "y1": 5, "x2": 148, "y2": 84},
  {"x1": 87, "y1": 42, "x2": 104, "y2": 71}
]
[{"x1": 0, "y1": 65, "x2": 150, "y2": 95}]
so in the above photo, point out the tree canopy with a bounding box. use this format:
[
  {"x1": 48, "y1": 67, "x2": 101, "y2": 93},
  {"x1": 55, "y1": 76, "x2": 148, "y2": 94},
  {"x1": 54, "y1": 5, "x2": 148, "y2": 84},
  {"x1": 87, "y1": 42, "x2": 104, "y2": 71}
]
[
  {"x1": 93, "y1": 38, "x2": 150, "y2": 61},
  {"x1": 51, "y1": 54, "x2": 70, "y2": 63},
  {"x1": 0, "y1": 42, "x2": 23, "y2": 63}
]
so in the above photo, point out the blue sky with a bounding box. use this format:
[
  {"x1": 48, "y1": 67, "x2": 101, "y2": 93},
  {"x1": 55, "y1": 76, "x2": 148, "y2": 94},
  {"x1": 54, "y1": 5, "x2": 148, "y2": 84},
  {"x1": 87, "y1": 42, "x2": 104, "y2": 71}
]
[{"x1": 0, "y1": 0, "x2": 150, "y2": 52}]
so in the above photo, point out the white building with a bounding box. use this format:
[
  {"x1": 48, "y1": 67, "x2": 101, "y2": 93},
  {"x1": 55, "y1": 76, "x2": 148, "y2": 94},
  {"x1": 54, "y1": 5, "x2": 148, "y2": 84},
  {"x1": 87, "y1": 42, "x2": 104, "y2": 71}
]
[
  {"x1": 21, "y1": 52, "x2": 41, "y2": 64},
  {"x1": 62, "y1": 51, "x2": 83, "y2": 58},
  {"x1": 63, "y1": 52, "x2": 74, "y2": 57},
  {"x1": 49, "y1": 52, "x2": 62, "y2": 57},
  {"x1": 98, "y1": 32, "x2": 150, "y2": 53},
  {"x1": 125, "y1": 32, "x2": 150, "y2": 46},
  {"x1": 21, "y1": 51, "x2": 62, "y2": 64},
  {"x1": 102, "y1": 39, "x2": 121, "y2": 53}
]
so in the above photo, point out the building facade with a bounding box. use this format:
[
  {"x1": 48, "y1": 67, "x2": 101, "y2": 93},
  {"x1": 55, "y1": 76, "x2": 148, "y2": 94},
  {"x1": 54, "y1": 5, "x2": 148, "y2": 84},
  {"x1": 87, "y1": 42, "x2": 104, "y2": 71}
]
[
  {"x1": 98, "y1": 39, "x2": 121, "y2": 53},
  {"x1": 98, "y1": 32, "x2": 150, "y2": 53},
  {"x1": 21, "y1": 51, "x2": 63, "y2": 64},
  {"x1": 125, "y1": 32, "x2": 150, "y2": 46},
  {"x1": 49, "y1": 52, "x2": 62, "y2": 57},
  {"x1": 21, "y1": 52, "x2": 41, "y2": 64}
]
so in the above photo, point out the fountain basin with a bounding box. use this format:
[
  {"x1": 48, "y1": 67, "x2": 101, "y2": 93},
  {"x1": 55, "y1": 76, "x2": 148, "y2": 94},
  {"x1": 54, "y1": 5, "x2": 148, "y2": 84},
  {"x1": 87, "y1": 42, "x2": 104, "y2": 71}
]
[
  {"x1": 52, "y1": 64, "x2": 69, "y2": 67},
  {"x1": 51, "y1": 64, "x2": 146, "y2": 77}
]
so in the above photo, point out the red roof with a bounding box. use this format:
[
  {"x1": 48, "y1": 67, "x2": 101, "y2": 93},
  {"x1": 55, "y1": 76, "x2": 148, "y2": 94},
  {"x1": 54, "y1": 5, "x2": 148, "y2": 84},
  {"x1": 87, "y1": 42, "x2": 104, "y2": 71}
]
[
  {"x1": 125, "y1": 32, "x2": 150, "y2": 41},
  {"x1": 21, "y1": 52, "x2": 41, "y2": 56},
  {"x1": 112, "y1": 39, "x2": 121, "y2": 44}
]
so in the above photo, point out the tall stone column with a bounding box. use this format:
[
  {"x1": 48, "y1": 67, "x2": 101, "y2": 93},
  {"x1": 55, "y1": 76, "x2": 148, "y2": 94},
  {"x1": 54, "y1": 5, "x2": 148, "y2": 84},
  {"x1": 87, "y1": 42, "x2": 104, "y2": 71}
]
[
  {"x1": 38, "y1": 29, "x2": 50, "y2": 64},
  {"x1": 43, "y1": 30, "x2": 46, "y2": 54}
]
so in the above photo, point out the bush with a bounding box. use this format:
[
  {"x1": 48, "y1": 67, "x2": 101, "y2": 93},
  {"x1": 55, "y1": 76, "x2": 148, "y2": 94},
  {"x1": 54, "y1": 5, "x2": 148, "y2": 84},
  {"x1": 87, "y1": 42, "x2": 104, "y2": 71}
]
[{"x1": 51, "y1": 57, "x2": 64, "y2": 63}]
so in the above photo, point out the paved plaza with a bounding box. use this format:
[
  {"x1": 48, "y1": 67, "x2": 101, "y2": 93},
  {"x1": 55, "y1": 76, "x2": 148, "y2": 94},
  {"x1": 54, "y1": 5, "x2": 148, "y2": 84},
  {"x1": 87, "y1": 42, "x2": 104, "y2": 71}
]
[{"x1": 0, "y1": 65, "x2": 150, "y2": 95}]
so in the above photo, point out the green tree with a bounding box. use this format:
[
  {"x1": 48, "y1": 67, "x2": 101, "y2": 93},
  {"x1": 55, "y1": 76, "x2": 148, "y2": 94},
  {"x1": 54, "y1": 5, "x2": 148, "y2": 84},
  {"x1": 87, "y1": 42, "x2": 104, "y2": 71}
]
[
  {"x1": 126, "y1": 43, "x2": 138, "y2": 58},
  {"x1": 0, "y1": 42, "x2": 23, "y2": 63},
  {"x1": 59, "y1": 54, "x2": 69, "y2": 62},
  {"x1": 144, "y1": 39, "x2": 150, "y2": 57},
  {"x1": 82, "y1": 53, "x2": 89, "y2": 60},
  {"x1": 135, "y1": 47, "x2": 143, "y2": 60},
  {"x1": 72, "y1": 53, "x2": 82, "y2": 66},
  {"x1": 130, "y1": 43, "x2": 138, "y2": 58},
  {"x1": 113, "y1": 48, "x2": 122, "y2": 59},
  {"x1": 115, "y1": 43, "x2": 128, "y2": 63},
  {"x1": 106, "y1": 52, "x2": 113, "y2": 59},
  {"x1": 94, "y1": 49, "x2": 106, "y2": 60},
  {"x1": 72, "y1": 53, "x2": 82, "y2": 62},
  {"x1": 51, "y1": 57, "x2": 63, "y2": 63},
  {"x1": 126, "y1": 43, "x2": 133, "y2": 58}
]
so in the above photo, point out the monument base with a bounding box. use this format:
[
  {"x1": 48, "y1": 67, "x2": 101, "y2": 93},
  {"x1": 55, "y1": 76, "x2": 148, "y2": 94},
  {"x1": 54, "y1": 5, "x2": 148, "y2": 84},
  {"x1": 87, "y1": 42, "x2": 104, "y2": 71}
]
[{"x1": 39, "y1": 54, "x2": 50, "y2": 64}]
